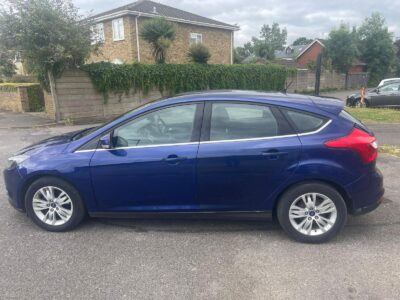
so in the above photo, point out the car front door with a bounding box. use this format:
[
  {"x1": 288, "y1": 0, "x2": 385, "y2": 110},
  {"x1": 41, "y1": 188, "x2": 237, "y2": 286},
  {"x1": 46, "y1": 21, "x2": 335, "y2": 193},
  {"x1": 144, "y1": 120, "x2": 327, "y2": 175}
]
[
  {"x1": 196, "y1": 102, "x2": 302, "y2": 211},
  {"x1": 371, "y1": 83, "x2": 400, "y2": 107},
  {"x1": 89, "y1": 103, "x2": 203, "y2": 212}
]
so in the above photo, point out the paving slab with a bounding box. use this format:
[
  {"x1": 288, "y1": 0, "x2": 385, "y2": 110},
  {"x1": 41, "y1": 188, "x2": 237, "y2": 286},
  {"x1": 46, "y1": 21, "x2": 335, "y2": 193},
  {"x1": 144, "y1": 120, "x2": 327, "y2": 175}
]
[{"x1": 0, "y1": 110, "x2": 55, "y2": 128}]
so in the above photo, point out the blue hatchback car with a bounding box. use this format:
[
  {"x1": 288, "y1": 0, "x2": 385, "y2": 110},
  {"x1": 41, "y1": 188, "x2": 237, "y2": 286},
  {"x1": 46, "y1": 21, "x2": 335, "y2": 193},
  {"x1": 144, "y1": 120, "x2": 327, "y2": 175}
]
[{"x1": 4, "y1": 91, "x2": 384, "y2": 243}]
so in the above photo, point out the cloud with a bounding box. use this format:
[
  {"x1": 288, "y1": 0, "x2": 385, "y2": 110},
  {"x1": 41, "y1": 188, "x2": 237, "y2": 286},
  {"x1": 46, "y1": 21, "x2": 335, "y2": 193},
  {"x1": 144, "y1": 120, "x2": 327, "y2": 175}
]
[{"x1": 73, "y1": 0, "x2": 400, "y2": 46}]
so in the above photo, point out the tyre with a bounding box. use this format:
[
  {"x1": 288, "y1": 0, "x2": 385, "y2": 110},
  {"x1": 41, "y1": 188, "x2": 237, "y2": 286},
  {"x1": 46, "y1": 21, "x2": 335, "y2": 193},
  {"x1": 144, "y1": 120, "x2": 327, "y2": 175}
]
[
  {"x1": 277, "y1": 182, "x2": 347, "y2": 243},
  {"x1": 25, "y1": 177, "x2": 86, "y2": 232}
]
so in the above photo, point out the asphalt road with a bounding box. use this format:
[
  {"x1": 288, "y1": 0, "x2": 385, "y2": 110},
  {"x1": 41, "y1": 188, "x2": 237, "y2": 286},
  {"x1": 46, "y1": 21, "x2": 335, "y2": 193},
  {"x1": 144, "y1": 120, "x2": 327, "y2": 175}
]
[{"x1": 1, "y1": 125, "x2": 400, "y2": 299}]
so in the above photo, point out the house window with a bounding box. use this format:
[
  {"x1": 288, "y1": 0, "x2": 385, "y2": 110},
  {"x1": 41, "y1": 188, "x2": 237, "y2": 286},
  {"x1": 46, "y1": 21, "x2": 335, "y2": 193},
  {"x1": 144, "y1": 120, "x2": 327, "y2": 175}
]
[
  {"x1": 90, "y1": 23, "x2": 105, "y2": 44},
  {"x1": 112, "y1": 18, "x2": 125, "y2": 41},
  {"x1": 190, "y1": 33, "x2": 202, "y2": 45}
]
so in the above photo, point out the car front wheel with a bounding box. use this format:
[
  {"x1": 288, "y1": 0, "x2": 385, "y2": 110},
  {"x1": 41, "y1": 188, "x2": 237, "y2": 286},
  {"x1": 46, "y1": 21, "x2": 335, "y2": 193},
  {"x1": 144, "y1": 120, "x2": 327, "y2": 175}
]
[
  {"x1": 277, "y1": 182, "x2": 347, "y2": 243},
  {"x1": 25, "y1": 177, "x2": 86, "y2": 232}
]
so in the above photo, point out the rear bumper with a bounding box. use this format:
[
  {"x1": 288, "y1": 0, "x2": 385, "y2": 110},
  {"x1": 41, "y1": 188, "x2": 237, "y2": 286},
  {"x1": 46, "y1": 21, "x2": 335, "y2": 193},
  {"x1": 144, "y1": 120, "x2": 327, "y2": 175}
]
[
  {"x1": 346, "y1": 167, "x2": 384, "y2": 215},
  {"x1": 3, "y1": 167, "x2": 25, "y2": 211},
  {"x1": 351, "y1": 195, "x2": 384, "y2": 215}
]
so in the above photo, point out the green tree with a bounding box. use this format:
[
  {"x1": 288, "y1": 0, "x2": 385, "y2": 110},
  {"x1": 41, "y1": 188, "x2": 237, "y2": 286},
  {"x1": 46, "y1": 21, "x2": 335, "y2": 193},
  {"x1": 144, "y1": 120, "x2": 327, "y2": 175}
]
[
  {"x1": 325, "y1": 23, "x2": 358, "y2": 86},
  {"x1": 0, "y1": 50, "x2": 16, "y2": 78},
  {"x1": 234, "y1": 41, "x2": 254, "y2": 63},
  {"x1": 0, "y1": 0, "x2": 97, "y2": 86},
  {"x1": 188, "y1": 43, "x2": 211, "y2": 64},
  {"x1": 293, "y1": 37, "x2": 313, "y2": 46},
  {"x1": 254, "y1": 23, "x2": 287, "y2": 60},
  {"x1": 357, "y1": 13, "x2": 395, "y2": 85},
  {"x1": 140, "y1": 18, "x2": 176, "y2": 64},
  {"x1": 392, "y1": 39, "x2": 400, "y2": 76}
]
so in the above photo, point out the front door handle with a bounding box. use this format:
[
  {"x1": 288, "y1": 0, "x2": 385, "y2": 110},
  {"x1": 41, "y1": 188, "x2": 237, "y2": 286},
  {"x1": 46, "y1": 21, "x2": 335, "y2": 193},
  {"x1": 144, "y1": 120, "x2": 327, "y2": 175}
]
[
  {"x1": 164, "y1": 154, "x2": 187, "y2": 164},
  {"x1": 261, "y1": 150, "x2": 288, "y2": 160}
]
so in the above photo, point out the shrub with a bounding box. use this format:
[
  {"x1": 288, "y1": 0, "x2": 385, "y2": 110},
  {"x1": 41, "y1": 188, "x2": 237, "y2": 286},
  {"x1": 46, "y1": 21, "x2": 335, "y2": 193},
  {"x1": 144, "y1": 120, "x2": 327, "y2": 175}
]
[
  {"x1": 81, "y1": 62, "x2": 296, "y2": 98},
  {"x1": 140, "y1": 18, "x2": 176, "y2": 64},
  {"x1": 188, "y1": 44, "x2": 211, "y2": 64}
]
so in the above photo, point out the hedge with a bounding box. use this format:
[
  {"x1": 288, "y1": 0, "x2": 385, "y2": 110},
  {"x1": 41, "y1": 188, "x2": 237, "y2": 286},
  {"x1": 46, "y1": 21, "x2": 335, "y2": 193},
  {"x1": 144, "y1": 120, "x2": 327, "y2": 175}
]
[
  {"x1": 0, "y1": 83, "x2": 44, "y2": 112},
  {"x1": 81, "y1": 63, "x2": 296, "y2": 99}
]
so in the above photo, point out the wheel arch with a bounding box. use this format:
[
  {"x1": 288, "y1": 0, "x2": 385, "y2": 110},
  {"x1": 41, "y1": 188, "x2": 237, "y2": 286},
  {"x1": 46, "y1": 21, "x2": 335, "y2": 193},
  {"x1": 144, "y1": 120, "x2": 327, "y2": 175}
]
[
  {"x1": 20, "y1": 173, "x2": 86, "y2": 211},
  {"x1": 271, "y1": 179, "x2": 352, "y2": 218}
]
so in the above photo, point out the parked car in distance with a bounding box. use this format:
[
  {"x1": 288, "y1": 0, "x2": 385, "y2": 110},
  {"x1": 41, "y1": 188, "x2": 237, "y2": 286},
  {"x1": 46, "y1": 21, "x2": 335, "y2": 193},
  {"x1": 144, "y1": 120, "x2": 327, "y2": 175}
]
[
  {"x1": 4, "y1": 91, "x2": 384, "y2": 243},
  {"x1": 347, "y1": 82, "x2": 400, "y2": 108},
  {"x1": 378, "y1": 78, "x2": 400, "y2": 87}
]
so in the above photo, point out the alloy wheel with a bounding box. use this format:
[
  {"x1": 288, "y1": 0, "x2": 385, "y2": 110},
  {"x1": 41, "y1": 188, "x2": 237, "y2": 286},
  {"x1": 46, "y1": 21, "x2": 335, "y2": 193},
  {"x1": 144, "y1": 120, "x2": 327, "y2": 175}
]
[
  {"x1": 288, "y1": 193, "x2": 337, "y2": 236},
  {"x1": 32, "y1": 186, "x2": 73, "y2": 226}
]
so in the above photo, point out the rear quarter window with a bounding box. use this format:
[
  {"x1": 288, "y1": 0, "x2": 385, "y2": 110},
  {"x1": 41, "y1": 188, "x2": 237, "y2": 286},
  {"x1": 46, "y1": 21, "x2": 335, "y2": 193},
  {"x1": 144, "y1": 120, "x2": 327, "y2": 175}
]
[{"x1": 282, "y1": 109, "x2": 328, "y2": 133}]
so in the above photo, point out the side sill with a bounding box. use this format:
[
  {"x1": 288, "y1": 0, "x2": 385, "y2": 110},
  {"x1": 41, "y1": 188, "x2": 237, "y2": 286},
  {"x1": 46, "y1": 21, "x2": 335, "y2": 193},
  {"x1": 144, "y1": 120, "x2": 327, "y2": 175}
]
[{"x1": 89, "y1": 211, "x2": 273, "y2": 220}]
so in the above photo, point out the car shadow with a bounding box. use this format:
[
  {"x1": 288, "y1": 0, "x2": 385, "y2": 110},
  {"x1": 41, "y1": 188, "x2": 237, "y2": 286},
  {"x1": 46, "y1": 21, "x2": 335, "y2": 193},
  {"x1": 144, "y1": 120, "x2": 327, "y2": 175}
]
[{"x1": 90, "y1": 217, "x2": 282, "y2": 234}]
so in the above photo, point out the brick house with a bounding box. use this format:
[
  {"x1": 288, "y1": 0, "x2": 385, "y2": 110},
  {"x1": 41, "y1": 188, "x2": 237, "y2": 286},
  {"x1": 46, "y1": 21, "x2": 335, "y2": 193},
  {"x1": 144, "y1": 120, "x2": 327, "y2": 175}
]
[
  {"x1": 275, "y1": 39, "x2": 325, "y2": 68},
  {"x1": 275, "y1": 39, "x2": 367, "y2": 74},
  {"x1": 89, "y1": 0, "x2": 239, "y2": 65}
]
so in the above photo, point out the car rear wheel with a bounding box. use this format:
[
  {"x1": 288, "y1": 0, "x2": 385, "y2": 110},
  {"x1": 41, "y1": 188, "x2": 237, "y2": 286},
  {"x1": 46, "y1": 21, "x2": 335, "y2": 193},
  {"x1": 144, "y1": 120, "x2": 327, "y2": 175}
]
[
  {"x1": 277, "y1": 182, "x2": 347, "y2": 243},
  {"x1": 25, "y1": 177, "x2": 86, "y2": 232}
]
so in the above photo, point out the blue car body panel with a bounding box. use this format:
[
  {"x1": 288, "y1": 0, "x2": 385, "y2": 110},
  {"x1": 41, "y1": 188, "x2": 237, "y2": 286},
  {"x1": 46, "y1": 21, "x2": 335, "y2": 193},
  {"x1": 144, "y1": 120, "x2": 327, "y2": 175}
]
[{"x1": 3, "y1": 91, "x2": 384, "y2": 216}]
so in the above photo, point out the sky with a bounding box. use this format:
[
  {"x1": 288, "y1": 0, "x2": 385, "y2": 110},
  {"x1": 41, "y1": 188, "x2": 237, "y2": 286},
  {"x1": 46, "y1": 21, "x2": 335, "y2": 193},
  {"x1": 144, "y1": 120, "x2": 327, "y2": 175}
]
[{"x1": 73, "y1": 0, "x2": 400, "y2": 46}]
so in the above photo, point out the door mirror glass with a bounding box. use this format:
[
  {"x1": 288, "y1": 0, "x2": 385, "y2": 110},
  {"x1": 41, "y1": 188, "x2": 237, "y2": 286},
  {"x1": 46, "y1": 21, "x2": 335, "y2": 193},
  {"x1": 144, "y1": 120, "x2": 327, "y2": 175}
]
[{"x1": 100, "y1": 133, "x2": 112, "y2": 149}]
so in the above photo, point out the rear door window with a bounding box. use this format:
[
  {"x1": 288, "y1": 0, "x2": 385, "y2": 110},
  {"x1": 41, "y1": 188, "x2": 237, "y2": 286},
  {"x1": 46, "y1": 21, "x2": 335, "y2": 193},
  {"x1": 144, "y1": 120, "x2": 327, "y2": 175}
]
[
  {"x1": 282, "y1": 109, "x2": 328, "y2": 133},
  {"x1": 209, "y1": 103, "x2": 279, "y2": 141}
]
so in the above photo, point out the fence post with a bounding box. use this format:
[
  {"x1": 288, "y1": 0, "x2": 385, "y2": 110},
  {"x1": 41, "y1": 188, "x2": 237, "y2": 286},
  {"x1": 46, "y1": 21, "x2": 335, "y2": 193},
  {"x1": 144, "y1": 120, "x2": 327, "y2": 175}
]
[
  {"x1": 314, "y1": 53, "x2": 322, "y2": 96},
  {"x1": 48, "y1": 71, "x2": 61, "y2": 123}
]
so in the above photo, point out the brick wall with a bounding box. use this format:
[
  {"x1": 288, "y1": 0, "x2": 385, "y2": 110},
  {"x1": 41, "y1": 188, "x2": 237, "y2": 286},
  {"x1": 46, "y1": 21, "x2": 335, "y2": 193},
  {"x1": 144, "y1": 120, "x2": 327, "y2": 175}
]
[
  {"x1": 0, "y1": 87, "x2": 30, "y2": 112},
  {"x1": 89, "y1": 16, "x2": 233, "y2": 64},
  {"x1": 45, "y1": 69, "x2": 162, "y2": 123},
  {"x1": 287, "y1": 69, "x2": 346, "y2": 92},
  {"x1": 88, "y1": 16, "x2": 136, "y2": 63}
]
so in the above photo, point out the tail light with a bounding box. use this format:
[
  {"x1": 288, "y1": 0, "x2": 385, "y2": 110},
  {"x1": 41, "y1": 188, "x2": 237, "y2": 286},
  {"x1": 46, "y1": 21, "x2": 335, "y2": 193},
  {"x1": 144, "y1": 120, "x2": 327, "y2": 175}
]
[{"x1": 324, "y1": 128, "x2": 378, "y2": 164}]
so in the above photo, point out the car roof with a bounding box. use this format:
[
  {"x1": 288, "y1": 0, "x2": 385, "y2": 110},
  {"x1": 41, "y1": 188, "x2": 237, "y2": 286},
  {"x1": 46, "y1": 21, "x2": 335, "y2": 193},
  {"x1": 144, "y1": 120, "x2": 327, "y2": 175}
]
[
  {"x1": 158, "y1": 90, "x2": 343, "y2": 115},
  {"x1": 379, "y1": 78, "x2": 400, "y2": 86}
]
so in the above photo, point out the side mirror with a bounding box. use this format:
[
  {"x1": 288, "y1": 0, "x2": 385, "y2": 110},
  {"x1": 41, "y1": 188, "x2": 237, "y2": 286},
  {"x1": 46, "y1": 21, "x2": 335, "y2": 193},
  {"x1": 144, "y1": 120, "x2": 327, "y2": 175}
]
[
  {"x1": 376, "y1": 88, "x2": 380, "y2": 94},
  {"x1": 99, "y1": 133, "x2": 112, "y2": 149}
]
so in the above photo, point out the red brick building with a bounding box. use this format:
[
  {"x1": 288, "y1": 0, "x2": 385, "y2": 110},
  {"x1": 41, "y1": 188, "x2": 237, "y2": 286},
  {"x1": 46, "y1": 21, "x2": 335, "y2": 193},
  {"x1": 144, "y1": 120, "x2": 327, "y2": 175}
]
[{"x1": 275, "y1": 39, "x2": 324, "y2": 68}]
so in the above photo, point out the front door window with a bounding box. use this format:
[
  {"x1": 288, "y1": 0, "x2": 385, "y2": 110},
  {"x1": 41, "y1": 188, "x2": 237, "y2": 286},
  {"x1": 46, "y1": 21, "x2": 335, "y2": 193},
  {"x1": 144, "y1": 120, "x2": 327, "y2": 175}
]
[{"x1": 113, "y1": 104, "x2": 197, "y2": 148}]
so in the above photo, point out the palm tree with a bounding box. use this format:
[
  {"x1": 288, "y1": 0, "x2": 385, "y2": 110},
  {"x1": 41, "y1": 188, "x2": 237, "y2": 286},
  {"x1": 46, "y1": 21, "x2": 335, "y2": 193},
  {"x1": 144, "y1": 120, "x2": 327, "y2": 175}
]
[{"x1": 140, "y1": 18, "x2": 176, "y2": 64}]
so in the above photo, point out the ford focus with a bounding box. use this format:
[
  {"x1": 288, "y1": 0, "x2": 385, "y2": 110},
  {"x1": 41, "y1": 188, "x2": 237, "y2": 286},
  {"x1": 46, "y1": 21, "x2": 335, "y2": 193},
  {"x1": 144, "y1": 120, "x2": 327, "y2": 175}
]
[{"x1": 3, "y1": 91, "x2": 384, "y2": 243}]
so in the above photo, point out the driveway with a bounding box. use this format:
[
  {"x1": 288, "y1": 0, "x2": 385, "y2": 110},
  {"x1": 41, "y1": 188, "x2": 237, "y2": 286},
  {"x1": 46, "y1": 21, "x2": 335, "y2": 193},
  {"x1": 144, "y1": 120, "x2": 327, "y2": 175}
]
[{"x1": 0, "y1": 124, "x2": 400, "y2": 299}]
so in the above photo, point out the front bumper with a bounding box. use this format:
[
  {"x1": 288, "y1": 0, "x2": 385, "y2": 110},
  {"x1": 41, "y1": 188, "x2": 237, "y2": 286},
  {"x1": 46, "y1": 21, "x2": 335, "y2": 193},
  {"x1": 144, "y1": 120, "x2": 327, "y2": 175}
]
[
  {"x1": 3, "y1": 166, "x2": 25, "y2": 211},
  {"x1": 346, "y1": 167, "x2": 384, "y2": 215}
]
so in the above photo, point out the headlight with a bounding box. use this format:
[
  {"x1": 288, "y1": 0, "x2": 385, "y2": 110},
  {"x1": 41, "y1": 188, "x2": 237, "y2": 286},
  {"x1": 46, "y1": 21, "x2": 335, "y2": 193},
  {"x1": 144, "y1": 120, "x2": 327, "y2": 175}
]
[{"x1": 7, "y1": 154, "x2": 30, "y2": 169}]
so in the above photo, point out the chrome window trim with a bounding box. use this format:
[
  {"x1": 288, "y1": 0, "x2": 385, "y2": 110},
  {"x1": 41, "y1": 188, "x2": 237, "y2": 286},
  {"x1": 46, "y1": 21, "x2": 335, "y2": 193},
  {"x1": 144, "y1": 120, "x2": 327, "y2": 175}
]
[
  {"x1": 74, "y1": 120, "x2": 332, "y2": 153},
  {"x1": 75, "y1": 142, "x2": 199, "y2": 153}
]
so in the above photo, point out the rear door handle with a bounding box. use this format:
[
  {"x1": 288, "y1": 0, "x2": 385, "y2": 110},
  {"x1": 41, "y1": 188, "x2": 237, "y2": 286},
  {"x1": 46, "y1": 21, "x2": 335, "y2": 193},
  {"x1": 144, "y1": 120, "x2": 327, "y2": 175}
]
[
  {"x1": 164, "y1": 154, "x2": 187, "y2": 164},
  {"x1": 261, "y1": 150, "x2": 288, "y2": 160}
]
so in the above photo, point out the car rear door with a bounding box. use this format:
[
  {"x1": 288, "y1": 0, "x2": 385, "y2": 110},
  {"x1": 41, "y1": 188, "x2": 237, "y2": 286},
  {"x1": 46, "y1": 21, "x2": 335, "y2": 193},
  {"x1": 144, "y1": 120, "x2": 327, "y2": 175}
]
[
  {"x1": 89, "y1": 103, "x2": 204, "y2": 212},
  {"x1": 196, "y1": 101, "x2": 301, "y2": 211}
]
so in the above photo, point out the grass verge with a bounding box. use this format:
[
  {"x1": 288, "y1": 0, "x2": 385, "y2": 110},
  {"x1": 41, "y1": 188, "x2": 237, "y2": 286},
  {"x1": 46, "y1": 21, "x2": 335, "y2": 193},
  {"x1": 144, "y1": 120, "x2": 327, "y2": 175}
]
[
  {"x1": 380, "y1": 145, "x2": 400, "y2": 158},
  {"x1": 345, "y1": 107, "x2": 400, "y2": 124}
]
